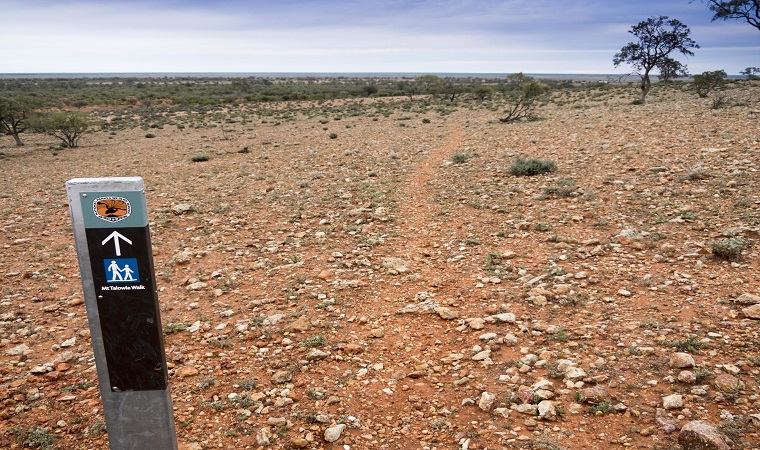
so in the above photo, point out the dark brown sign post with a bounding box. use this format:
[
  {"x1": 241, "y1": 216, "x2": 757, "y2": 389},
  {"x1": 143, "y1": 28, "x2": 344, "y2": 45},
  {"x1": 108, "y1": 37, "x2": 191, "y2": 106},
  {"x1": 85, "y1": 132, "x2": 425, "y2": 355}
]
[{"x1": 66, "y1": 177, "x2": 177, "y2": 449}]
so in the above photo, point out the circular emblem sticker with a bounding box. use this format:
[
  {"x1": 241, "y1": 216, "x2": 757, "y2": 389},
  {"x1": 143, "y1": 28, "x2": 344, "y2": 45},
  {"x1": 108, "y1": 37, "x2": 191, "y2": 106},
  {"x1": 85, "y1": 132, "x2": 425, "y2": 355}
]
[{"x1": 93, "y1": 197, "x2": 131, "y2": 222}]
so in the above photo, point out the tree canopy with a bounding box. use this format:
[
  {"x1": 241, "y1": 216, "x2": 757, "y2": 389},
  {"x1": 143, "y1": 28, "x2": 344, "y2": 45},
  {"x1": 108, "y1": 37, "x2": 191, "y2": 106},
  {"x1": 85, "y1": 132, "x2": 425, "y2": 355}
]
[
  {"x1": 0, "y1": 96, "x2": 41, "y2": 146},
  {"x1": 30, "y1": 112, "x2": 91, "y2": 148},
  {"x1": 702, "y1": 0, "x2": 760, "y2": 31}
]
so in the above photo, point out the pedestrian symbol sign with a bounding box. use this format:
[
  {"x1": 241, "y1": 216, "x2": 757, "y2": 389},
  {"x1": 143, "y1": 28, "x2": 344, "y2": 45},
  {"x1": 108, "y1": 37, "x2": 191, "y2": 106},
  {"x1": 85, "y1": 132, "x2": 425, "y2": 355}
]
[
  {"x1": 104, "y1": 258, "x2": 140, "y2": 283},
  {"x1": 66, "y1": 177, "x2": 178, "y2": 450}
]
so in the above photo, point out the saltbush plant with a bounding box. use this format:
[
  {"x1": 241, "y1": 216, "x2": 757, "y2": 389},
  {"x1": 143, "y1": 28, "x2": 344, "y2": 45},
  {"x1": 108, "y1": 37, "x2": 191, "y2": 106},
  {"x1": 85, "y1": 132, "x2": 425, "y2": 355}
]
[
  {"x1": 452, "y1": 153, "x2": 468, "y2": 164},
  {"x1": 711, "y1": 237, "x2": 751, "y2": 262},
  {"x1": 509, "y1": 157, "x2": 557, "y2": 176}
]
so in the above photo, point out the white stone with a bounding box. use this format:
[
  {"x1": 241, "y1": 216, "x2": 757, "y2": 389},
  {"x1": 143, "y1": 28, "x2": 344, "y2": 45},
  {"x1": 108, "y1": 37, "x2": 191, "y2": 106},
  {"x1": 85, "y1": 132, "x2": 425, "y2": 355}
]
[
  {"x1": 478, "y1": 391, "x2": 496, "y2": 411},
  {"x1": 663, "y1": 394, "x2": 684, "y2": 410},
  {"x1": 324, "y1": 424, "x2": 346, "y2": 443}
]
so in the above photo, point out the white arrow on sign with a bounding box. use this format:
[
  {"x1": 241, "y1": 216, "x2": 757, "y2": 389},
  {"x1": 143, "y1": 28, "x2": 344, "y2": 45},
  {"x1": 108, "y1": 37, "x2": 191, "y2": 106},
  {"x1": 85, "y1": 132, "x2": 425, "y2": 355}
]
[{"x1": 102, "y1": 231, "x2": 132, "y2": 256}]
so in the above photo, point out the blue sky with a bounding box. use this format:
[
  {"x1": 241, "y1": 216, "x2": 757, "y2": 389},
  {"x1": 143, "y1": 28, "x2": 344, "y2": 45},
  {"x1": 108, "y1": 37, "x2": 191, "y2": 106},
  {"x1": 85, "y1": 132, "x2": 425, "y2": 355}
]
[{"x1": 3, "y1": 0, "x2": 758, "y2": 74}]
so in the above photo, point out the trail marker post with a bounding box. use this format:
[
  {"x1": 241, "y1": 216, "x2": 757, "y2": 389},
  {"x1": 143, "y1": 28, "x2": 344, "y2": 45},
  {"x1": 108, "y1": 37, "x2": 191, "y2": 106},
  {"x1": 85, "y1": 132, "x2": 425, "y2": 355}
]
[{"x1": 66, "y1": 177, "x2": 177, "y2": 449}]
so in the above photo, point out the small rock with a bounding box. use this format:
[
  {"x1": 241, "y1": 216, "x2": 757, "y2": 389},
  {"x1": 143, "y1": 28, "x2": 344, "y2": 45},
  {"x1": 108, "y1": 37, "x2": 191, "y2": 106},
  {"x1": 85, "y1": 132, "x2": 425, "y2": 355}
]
[
  {"x1": 435, "y1": 306, "x2": 459, "y2": 320},
  {"x1": 712, "y1": 373, "x2": 742, "y2": 392},
  {"x1": 734, "y1": 293, "x2": 760, "y2": 305},
  {"x1": 172, "y1": 204, "x2": 194, "y2": 215},
  {"x1": 656, "y1": 417, "x2": 680, "y2": 434},
  {"x1": 678, "y1": 370, "x2": 697, "y2": 384},
  {"x1": 369, "y1": 328, "x2": 385, "y2": 338},
  {"x1": 255, "y1": 428, "x2": 271, "y2": 446},
  {"x1": 186, "y1": 281, "x2": 208, "y2": 291},
  {"x1": 382, "y1": 257, "x2": 409, "y2": 274},
  {"x1": 288, "y1": 316, "x2": 311, "y2": 332},
  {"x1": 170, "y1": 250, "x2": 193, "y2": 266},
  {"x1": 175, "y1": 366, "x2": 199, "y2": 378},
  {"x1": 515, "y1": 403, "x2": 538, "y2": 415},
  {"x1": 580, "y1": 386, "x2": 611, "y2": 404},
  {"x1": 479, "y1": 332, "x2": 498, "y2": 341},
  {"x1": 6, "y1": 344, "x2": 29, "y2": 356},
  {"x1": 30, "y1": 365, "x2": 52, "y2": 374},
  {"x1": 324, "y1": 423, "x2": 346, "y2": 443},
  {"x1": 289, "y1": 437, "x2": 309, "y2": 449},
  {"x1": 663, "y1": 394, "x2": 684, "y2": 410},
  {"x1": 494, "y1": 312, "x2": 516, "y2": 323},
  {"x1": 670, "y1": 352, "x2": 695, "y2": 368},
  {"x1": 306, "y1": 349, "x2": 329, "y2": 361},
  {"x1": 564, "y1": 367, "x2": 586, "y2": 380},
  {"x1": 465, "y1": 317, "x2": 485, "y2": 330},
  {"x1": 678, "y1": 420, "x2": 729, "y2": 450},
  {"x1": 472, "y1": 349, "x2": 491, "y2": 361},
  {"x1": 537, "y1": 400, "x2": 556, "y2": 420},
  {"x1": 741, "y1": 304, "x2": 760, "y2": 319},
  {"x1": 271, "y1": 370, "x2": 292, "y2": 385},
  {"x1": 478, "y1": 391, "x2": 496, "y2": 411}
]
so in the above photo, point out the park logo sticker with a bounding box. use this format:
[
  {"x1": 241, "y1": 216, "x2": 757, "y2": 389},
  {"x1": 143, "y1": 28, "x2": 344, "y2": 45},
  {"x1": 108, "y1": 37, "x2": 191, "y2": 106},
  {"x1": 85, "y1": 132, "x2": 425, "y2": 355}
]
[{"x1": 93, "y1": 197, "x2": 131, "y2": 223}]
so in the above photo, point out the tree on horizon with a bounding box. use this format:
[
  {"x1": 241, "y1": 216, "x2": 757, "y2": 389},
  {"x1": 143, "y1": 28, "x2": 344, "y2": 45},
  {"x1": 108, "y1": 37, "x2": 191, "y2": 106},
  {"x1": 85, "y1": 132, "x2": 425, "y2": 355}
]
[{"x1": 613, "y1": 16, "x2": 699, "y2": 104}]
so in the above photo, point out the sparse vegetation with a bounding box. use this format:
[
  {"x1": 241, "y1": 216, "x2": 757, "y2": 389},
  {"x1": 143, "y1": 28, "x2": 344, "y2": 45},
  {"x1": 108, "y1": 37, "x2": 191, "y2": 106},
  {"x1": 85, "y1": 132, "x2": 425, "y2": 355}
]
[
  {"x1": 163, "y1": 322, "x2": 188, "y2": 334},
  {"x1": 693, "y1": 70, "x2": 727, "y2": 98},
  {"x1": 300, "y1": 334, "x2": 327, "y2": 347},
  {"x1": 509, "y1": 157, "x2": 557, "y2": 176},
  {"x1": 452, "y1": 153, "x2": 468, "y2": 164},
  {"x1": 1, "y1": 74, "x2": 758, "y2": 450},
  {"x1": 589, "y1": 400, "x2": 616, "y2": 415},
  {"x1": 29, "y1": 111, "x2": 91, "y2": 148},
  {"x1": 663, "y1": 333, "x2": 705, "y2": 353},
  {"x1": 9, "y1": 425, "x2": 56, "y2": 449},
  {"x1": 711, "y1": 237, "x2": 751, "y2": 262}
]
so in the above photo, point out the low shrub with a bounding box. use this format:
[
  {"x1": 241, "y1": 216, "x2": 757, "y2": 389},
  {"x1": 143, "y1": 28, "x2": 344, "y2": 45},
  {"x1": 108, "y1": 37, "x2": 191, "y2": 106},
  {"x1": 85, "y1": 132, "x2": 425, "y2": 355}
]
[
  {"x1": 711, "y1": 237, "x2": 751, "y2": 262},
  {"x1": 452, "y1": 153, "x2": 468, "y2": 164},
  {"x1": 509, "y1": 157, "x2": 556, "y2": 176}
]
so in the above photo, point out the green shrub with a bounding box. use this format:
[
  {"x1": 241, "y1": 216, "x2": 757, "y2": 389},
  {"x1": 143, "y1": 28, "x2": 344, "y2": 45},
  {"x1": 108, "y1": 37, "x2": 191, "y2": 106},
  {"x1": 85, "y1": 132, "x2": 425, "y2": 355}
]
[
  {"x1": 145, "y1": 133, "x2": 156, "y2": 138},
  {"x1": 693, "y1": 70, "x2": 727, "y2": 98},
  {"x1": 711, "y1": 237, "x2": 750, "y2": 262},
  {"x1": 191, "y1": 154, "x2": 209, "y2": 162},
  {"x1": 329, "y1": 132, "x2": 338, "y2": 139},
  {"x1": 452, "y1": 153, "x2": 468, "y2": 164},
  {"x1": 508, "y1": 157, "x2": 556, "y2": 176},
  {"x1": 300, "y1": 334, "x2": 327, "y2": 347},
  {"x1": 9, "y1": 426, "x2": 56, "y2": 449}
]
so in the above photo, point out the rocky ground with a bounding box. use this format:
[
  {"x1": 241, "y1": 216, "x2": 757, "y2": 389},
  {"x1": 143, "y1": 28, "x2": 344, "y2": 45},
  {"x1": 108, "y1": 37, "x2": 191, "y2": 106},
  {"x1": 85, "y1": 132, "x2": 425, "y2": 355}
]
[{"x1": 1, "y1": 82, "x2": 759, "y2": 449}]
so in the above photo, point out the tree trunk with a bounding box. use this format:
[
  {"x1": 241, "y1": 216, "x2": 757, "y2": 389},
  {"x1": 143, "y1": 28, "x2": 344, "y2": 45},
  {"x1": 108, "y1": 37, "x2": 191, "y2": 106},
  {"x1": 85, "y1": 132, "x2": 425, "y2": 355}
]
[
  {"x1": 639, "y1": 73, "x2": 651, "y2": 104},
  {"x1": 12, "y1": 133, "x2": 24, "y2": 146}
]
